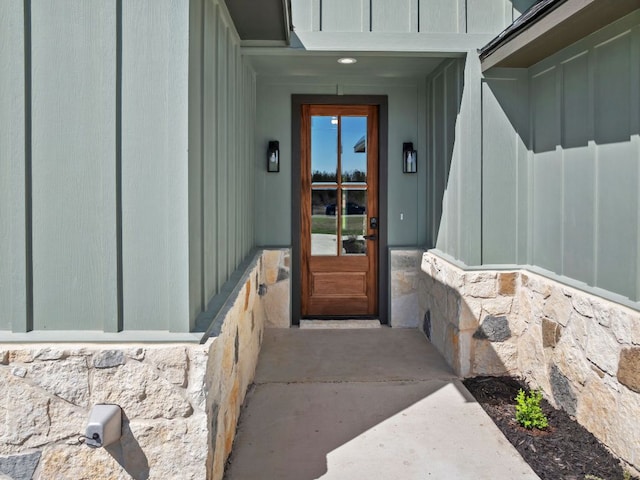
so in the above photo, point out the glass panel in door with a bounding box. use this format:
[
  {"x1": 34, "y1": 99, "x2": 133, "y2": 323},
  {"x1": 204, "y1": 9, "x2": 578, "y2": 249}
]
[
  {"x1": 311, "y1": 189, "x2": 338, "y2": 256},
  {"x1": 341, "y1": 190, "x2": 367, "y2": 255},
  {"x1": 341, "y1": 116, "x2": 367, "y2": 183}
]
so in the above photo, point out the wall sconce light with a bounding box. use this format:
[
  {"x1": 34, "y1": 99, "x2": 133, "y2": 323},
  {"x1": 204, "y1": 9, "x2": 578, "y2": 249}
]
[
  {"x1": 403, "y1": 142, "x2": 417, "y2": 173},
  {"x1": 267, "y1": 141, "x2": 280, "y2": 173}
]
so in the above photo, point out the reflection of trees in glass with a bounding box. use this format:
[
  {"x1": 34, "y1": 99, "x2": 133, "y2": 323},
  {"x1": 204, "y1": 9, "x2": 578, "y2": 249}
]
[
  {"x1": 312, "y1": 170, "x2": 336, "y2": 182},
  {"x1": 311, "y1": 170, "x2": 366, "y2": 183},
  {"x1": 342, "y1": 169, "x2": 366, "y2": 182}
]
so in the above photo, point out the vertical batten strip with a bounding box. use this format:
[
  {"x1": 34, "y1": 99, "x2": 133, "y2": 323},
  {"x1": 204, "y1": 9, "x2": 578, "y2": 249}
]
[
  {"x1": 24, "y1": 0, "x2": 33, "y2": 332},
  {"x1": 199, "y1": 0, "x2": 206, "y2": 314},
  {"x1": 112, "y1": 0, "x2": 123, "y2": 332},
  {"x1": 631, "y1": 25, "x2": 640, "y2": 301}
]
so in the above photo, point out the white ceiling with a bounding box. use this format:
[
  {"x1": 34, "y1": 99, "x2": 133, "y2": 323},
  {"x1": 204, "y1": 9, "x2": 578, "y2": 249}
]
[{"x1": 245, "y1": 52, "x2": 448, "y2": 79}]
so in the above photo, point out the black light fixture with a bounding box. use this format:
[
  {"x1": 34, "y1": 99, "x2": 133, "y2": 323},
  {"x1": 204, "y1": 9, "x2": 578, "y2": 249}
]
[
  {"x1": 403, "y1": 142, "x2": 417, "y2": 173},
  {"x1": 267, "y1": 141, "x2": 279, "y2": 173}
]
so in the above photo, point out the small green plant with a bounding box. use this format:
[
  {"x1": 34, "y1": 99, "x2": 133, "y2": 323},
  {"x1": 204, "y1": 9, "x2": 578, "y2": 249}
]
[
  {"x1": 585, "y1": 473, "x2": 633, "y2": 480},
  {"x1": 515, "y1": 388, "x2": 548, "y2": 430}
]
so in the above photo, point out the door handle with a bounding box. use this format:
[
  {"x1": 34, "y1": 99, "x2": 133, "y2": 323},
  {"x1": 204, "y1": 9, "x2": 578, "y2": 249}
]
[{"x1": 363, "y1": 234, "x2": 377, "y2": 240}]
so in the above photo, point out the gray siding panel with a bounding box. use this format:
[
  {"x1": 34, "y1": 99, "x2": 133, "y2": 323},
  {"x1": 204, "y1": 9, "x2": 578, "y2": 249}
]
[
  {"x1": 481, "y1": 79, "x2": 518, "y2": 264},
  {"x1": 293, "y1": 0, "x2": 525, "y2": 34},
  {"x1": 188, "y1": 0, "x2": 204, "y2": 323},
  {"x1": 561, "y1": 53, "x2": 595, "y2": 284},
  {"x1": 465, "y1": 0, "x2": 509, "y2": 34},
  {"x1": 419, "y1": 0, "x2": 458, "y2": 33},
  {"x1": 321, "y1": 0, "x2": 366, "y2": 32},
  {"x1": 0, "y1": 1, "x2": 26, "y2": 332},
  {"x1": 595, "y1": 33, "x2": 636, "y2": 298},
  {"x1": 31, "y1": 1, "x2": 117, "y2": 331},
  {"x1": 216, "y1": 19, "x2": 229, "y2": 287},
  {"x1": 426, "y1": 58, "x2": 469, "y2": 263},
  {"x1": 518, "y1": 12, "x2": 640, "y2": 303},
  {"x1": 121, "y1": 0, "x2": 190, "y2": 331},
  {"x1": 204, "y1": 2, "x2": 218, "y2": 302},
  {"x1": 532, "y1": 68, "x2": 562, "y2": 273},
  {"x1": 432, "y1": 72, "x2": 446, "y2": 250},
  {"x1": 371, "y1": 0, "x2": 414, "y2": 32}
]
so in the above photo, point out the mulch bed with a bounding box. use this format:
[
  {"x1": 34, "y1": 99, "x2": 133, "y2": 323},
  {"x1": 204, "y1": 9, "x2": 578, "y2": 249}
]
[{"x1": 463, "y1": 376, "x2": 638, "y2": 480}]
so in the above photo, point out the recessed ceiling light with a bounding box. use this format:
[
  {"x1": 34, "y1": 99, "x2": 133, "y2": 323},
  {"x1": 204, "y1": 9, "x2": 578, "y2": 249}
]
[{"x1": 337, "y1": 57, "x2": 357, "y2": 65}]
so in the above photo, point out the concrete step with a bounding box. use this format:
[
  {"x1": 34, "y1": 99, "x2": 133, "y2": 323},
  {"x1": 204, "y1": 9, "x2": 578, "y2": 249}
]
[{"x1": 299, "y1": 319, "x2": 381, "y2": 329}]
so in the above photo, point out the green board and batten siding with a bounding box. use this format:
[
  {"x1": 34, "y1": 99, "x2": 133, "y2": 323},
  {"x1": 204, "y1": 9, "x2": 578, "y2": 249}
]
[
  {"x1": 294, "y1": 0, "x2": 533, "y2": 34},
  {"x1": 0, "y1": 0, "x2": 256, "y2": 337},
  {"x1": 478, "y1": 12, "x2": 640, "y2": 304},
  {"x1": 0, "y1": 1, "x2": 27, "y2": 332}
]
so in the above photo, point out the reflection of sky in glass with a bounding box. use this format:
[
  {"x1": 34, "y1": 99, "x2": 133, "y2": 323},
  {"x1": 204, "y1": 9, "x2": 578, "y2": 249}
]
[
  {"x1": 311, "y1": 116, "x2": 367, "y2": 181},
  {"x1": 341, "y1": 117, "x2": 367, "y2": 181},
  {"x1": 311, "y1": 117, "x2": 337, "y2": 181}
]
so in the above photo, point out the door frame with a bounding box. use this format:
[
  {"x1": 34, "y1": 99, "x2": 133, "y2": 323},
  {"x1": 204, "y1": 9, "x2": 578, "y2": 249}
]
[{"x1": 291, "y1": 95, "x2": 389, "y2": 325}]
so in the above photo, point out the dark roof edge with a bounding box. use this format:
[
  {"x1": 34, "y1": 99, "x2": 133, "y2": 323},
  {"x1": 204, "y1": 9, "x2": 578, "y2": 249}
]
[{"x1": 479, "y1": 0, "x2": 567, "y2": 60}]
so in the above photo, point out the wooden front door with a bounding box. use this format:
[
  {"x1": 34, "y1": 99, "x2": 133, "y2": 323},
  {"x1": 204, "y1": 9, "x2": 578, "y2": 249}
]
[{"x1": 300, "y1": 105, "x2": 379, "y2": 317}]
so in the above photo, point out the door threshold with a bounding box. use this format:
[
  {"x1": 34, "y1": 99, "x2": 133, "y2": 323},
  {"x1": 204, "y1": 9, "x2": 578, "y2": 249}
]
[{"x1": 299, "y1": 319, "x2": 381, "y2": 329}]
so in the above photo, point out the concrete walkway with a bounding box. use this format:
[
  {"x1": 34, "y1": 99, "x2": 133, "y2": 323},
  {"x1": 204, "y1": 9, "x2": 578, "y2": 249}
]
[{"x1": 224, "y1": 328, "x2": 540, "y2": 480}]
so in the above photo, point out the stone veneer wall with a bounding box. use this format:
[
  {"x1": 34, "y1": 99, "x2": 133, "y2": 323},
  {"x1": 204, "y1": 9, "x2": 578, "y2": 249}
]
[
  {"x1": 389, "y1": 249, "x2": 423, "y2": 328},
  {"x1": 262, "y1": 249, "x2": 291, "y2": 328},
  {"x1": 0, "y1": 249, "x2": 289, "y2": 480},
  {"x1": 419, "y1": 251, "x2": 640, "y2": 470}
]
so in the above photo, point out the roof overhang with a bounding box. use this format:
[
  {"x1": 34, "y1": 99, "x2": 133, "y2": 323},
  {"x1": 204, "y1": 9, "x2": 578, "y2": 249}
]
[
  {"x1": 224, "y1": 0, "x2": 292, "y2": 45},
  {"x1": 480, "y1": 0, "x2": 640, "y2": 71}
]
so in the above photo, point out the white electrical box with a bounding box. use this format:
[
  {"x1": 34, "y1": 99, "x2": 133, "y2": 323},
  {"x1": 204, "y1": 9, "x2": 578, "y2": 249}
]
[{"x1": 85, "y1": 404, "x2": 122, "y2": 448}]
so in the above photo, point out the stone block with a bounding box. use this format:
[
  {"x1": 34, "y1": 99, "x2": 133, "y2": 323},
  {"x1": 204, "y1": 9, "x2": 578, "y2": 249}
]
[
  {"x1": 458, "y1": 301, "x2": 480, "y2": 331},
  {"x1": 92, "y1": 361, "x2": 193, "y2": 420},
  {"x1": 28, "y1": 356, "x2": 90, "y2": 406},
  {"x1": 0, "y1": 351, "x2": 8, "y2": 365},
  {"x1": 482, "y1": 295, "x2": 513, "y2": 316},
  {"x1": 576, "y1": 376, "x2": 617, "y2": 445},
  {"x1": 93, "y1": 350, "x2": 126, "y2": 369},
  {"x1": 467, "y1": 271, "x2": 497, "y2": 283},
  {"x1": 564, "y1": 310, "x2": 588, "y2": 350},
  {"x1": 498, "y1": 272, "x2": 517, "y2": 295},
  {"x1": 0, "y1": 451, "x2": 41, "y2": 480},
  {"x1": 614, "y1": 386, "x2": 640, "y2": 471},
  {"x1": 391, "y1": 292, "x2": 419, "y2": 328},
  {"x1": 0, "y1": 371, "x2": 51, "y2": 449},
  {"x1": 187, "y1": 346, "x2": 209, "y2": 412},
  {"x1": 32, "y1": 348, "x2": 66, "y2": 361},
  {"x1": 39, "y1": 444, "x2": 125, "y2": 480},
  {"x1": 264, "y1": 280, "x2": 290, "y2": 328},
  {"x1": 473, "y1": 315, "x2": 511, "y2": 342},
  {"x1": 8, "y1": 351, "x2": 35, "y2": 364},
  {"x1": 523, "y1": 274, "x2": 552, "y2": 298},
  {"x1": 517, "y1": 325, "x2": 549, "y2": 391},
  {"x1": 572, "y1": 293, "x2": 594, "y2": 318},
  {"x1": 472, "y1": 339, "x2": 516, "y2": 376},
  {"x1": 126, "y1": 347, "x2": 145, "y2": 360},
  {"x1": 584, "y1": 318, "x2": 620, "y2": 376},
  {"x1": 609, "y1": 307, "x2": 640, "y2": 345},
  {"x1": 542, "y1": 289, "x2": 573, "y2": 326},
  {"x1": 550, "y1": 364, "x2": 577, "y2": 416},
  {"x1": 465, "y1": 279, "x2": 497, "y2": 299},
  {"x1": 129, "y1": 417, "x2": 208, "y2": 479},
  {"x1": 542, "y1": 318, "x2": 561, "y2": 348},
  {"x1": 618, "y1": 348, "x2": 640, "y2": 393},
  {"x1": 146, "y1": 347, "x2": 188, "y2": 387},
  {"x1": 390, "y1": 250, "x2": 422, "y2": 270},
  {"x1": 553, "y1": 335, "x2": 591, "y2": 386}
]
